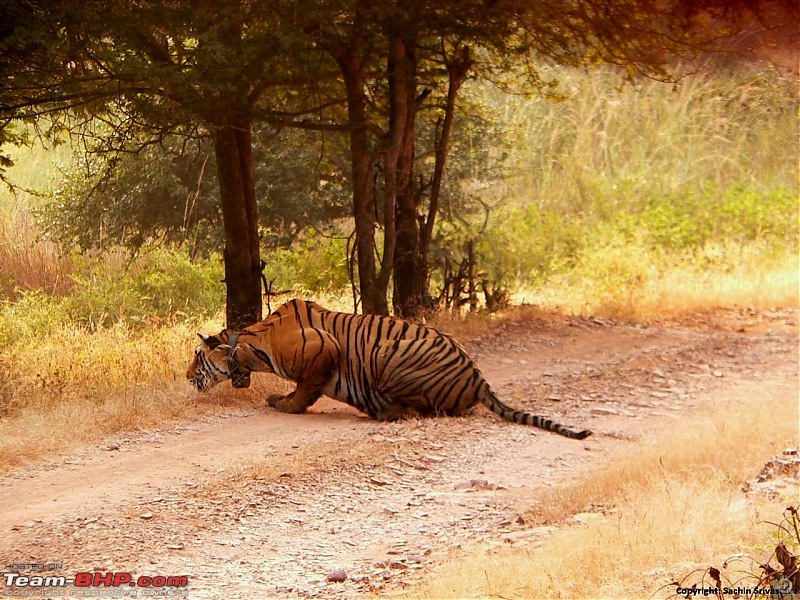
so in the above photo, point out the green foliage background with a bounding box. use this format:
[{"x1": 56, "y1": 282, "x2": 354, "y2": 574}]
[
  {"x1": 0, "y1": 63, "x2": 797, "y2": 330},
  {"x1": 0, "y1": 250, "x2": 223, "y2": 345}
]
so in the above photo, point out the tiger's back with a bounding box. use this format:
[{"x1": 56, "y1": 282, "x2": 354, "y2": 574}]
[{"x1": 188, "y1": 299, "x2": 591, "y2": 439}]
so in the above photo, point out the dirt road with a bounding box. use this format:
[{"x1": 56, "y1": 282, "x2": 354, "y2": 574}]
[{"x1": 0, "y1": 308, "x2": 797, "y2": 599}]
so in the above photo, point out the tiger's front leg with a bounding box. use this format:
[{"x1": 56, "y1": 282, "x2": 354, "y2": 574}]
[
  {"x1": 267, "y1": 383, "x2": 321, "y2": 414},
  {"x1": 266, "y1": 329, "x2": 340, "y2": 415}
]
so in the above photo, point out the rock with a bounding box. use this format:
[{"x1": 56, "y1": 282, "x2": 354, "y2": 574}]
[
  {"x1": 454, "y1": 479, "x2": 492, "y2": 491},
  {"x1": 502, "y1": 526, "x2": 555, "y2": 544},
  {"x1": 591, "y1": 407, "x2": 619, "y2": 416},
  {"x1": 573, "y1": 512, "x2": 604, "y2": 525},
  {"x1": 326, "y1": 568, "x2": 347, "y2": 583}
]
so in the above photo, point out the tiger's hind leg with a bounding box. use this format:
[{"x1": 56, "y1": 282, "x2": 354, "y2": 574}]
[
  {"x1": 371, "y1": 336, "x2": 469, "y2": 418},
  {"x1": 370, "y1": 400, "x2": 417, "y2": 422}
]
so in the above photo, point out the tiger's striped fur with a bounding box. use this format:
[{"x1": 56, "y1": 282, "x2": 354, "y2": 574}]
[{"x1": 187, "y1": 299, "x2": 591, "y2": 439}]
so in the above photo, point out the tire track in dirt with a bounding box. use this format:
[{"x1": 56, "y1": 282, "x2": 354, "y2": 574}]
[{"x1": 0, "y1": 310, "x2": 797, "y2": 599}]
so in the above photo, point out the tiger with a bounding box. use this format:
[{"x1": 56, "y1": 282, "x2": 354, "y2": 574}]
[{"x1": 187, "y1": 298, "x2": 591, "y2": 440}]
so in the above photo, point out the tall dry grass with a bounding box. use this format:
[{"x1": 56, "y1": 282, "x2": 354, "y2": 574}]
[
  {"x1": 0, "y1": 139, "x2": 76, "y2": 298},
  {"x1": 0, "y1": 206, "x2": 73, "y2": 298},
  {"x1": 506, "y1": 64, "x2": 797, "y2": 205},
  {"x1": 467, "y1": 64, "x2": 798, "y2": 318}
]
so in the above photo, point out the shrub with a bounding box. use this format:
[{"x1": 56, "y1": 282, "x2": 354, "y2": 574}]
[
  {"x1": 0, "y1": 290, "x2": 71, "y2": 347},
  {"x1": 62, "y1": 249, "x2": 225, "y2": 328},
  {"x1": 0, "y1": 249, "x2": 224, "y2": 343},
  {"x1": 262, "y1": 235, "x2": 351, "y2": 295}
]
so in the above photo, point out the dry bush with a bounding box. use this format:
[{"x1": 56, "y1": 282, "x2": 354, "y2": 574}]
[
  {"x1": 0, "y1": 207, "x2": 73, "y2": 298},
  {"x1": 661, "y1": 505, "x2": 800, "y2": 600}
]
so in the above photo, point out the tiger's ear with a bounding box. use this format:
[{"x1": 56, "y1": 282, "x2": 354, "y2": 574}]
[{"x1": 197, "y1": 333, "x2": 223, "y2": 350}]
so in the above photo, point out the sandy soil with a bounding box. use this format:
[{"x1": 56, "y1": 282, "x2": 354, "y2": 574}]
[{"x1": 0, "y1": 308, "x2": 797, "y2": 599}]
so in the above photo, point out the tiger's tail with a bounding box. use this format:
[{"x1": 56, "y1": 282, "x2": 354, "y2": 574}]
[{"x1": 481, "y1": 388, "x2": 592, "y2": 440}]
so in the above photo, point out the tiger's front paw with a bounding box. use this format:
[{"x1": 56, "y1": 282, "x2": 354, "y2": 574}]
[
  {"x1": 267, "y1": 394, "x2": 286, "y2": 408},
  {"x1": 267, "y1": 392, "x2": 306, "y2": 414}
]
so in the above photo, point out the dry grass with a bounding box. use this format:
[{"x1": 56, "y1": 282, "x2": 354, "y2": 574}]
[
  {"x1": 645, "y1": 258, "x2": 800, "y2": 315},
  {"x1": 427, "y1": 309, "x2": 518, "y2": 340},
  {"x1": 0, "y1": 140, "x2": 75, "y2": 299},
  {"x1": 508, "y1": 64, "x2": 797, "y2": 209},
  {"x1": 402, "y1": 378, "x2": 799, "y2": 599}
]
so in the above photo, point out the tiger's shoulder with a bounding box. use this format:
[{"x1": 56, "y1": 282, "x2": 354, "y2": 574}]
[{"x1": 267, "y1": 298, "x2": 330, "y2": 320}]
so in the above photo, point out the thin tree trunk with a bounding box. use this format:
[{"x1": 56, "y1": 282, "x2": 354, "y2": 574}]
[
  {"x1": 376, "y1": 30, "x2": 411, "y2": 308},
  {"x1": 309, "y1": 0, "x2": 388, "y2": 315},
  {"x1": 418, "y1": 46, "x2": 473, "y2": 294},
  {"x1": 392, "y1": 107, "x2": 422, "y2": 317},
  {"x1": 466, "y1": 239, "x2": 478, "y2": 312},
  {"x1": 383, "y1": 28, "x2": 418, "y2": 317},
  {"x1": 394, "y1": 45, "x2": 472, "y2": 317},
  {"x1": 337, "y1": 47, "x2": 384, "y2": 314},
  {"x1": 213, "y1": 115, "x2": 262, "y2": 332}
]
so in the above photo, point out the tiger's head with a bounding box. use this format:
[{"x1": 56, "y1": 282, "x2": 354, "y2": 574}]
[{"x1": 187, "y1": 331, "x2": 251, "y2": 391}]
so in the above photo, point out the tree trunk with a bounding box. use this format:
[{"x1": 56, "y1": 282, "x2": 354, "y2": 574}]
[
  {"x1": 394, "y1": 46, "x2": 472, "y2": 317},
  {"x1": 417, "y1": 47, "x2": 473, "y2": 306},
  {"x1": 383, "y1": 28, "x2": 418, "y2": 318},
  {"x1": 376, "y1": 30, "x2": 409, "y2": 308},
  {"x1": 337, "y1": 49, "x2": 385, "y2": 315},
  {"x1": 466, "y1": 239, "x2": 478, "y2": 313},
  {"x1": 392, "y1": 119, "x2": 423, "y2": 317},
  {"x1": 213, "y1": 115, "x2": 262, "y2": 331}
]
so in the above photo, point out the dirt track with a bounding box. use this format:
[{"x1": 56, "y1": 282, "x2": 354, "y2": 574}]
[{"x1": 0, "y1": 308, "x2": 797, "y2": 599}]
